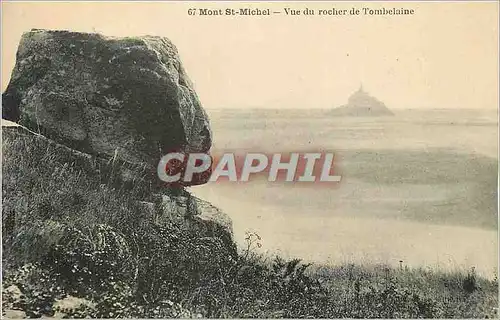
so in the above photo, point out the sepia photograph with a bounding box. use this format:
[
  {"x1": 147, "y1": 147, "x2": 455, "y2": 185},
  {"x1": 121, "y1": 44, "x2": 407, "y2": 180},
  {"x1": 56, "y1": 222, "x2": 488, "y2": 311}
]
[{"x1": 1, "y1": 1, "x2": 499, "y2": 318}]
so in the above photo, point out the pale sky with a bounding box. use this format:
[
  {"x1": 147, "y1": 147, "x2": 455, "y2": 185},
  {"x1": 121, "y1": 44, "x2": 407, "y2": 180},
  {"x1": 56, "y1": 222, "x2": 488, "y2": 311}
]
[{"x1": 1, "y1": 1, "x2": 498, "y2": 109}]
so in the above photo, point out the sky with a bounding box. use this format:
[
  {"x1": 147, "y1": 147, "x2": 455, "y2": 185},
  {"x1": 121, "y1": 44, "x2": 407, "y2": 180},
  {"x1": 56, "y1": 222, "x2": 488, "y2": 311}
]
[{"x1": 1, "y1": 1, "x2": 498, "y2": 109}]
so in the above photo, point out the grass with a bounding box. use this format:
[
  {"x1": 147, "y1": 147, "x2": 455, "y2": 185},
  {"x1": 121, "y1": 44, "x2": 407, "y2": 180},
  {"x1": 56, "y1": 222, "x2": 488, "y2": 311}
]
[{"x1": 2, "y1": 126, "x2": 499, "y2": 318}]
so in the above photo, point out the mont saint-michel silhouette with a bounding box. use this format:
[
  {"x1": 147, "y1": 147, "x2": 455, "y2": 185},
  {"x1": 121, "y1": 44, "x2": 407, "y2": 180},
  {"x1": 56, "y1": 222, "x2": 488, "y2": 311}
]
[{"x1": 330, "y1": 85, "x2": 394, "y2": 116}]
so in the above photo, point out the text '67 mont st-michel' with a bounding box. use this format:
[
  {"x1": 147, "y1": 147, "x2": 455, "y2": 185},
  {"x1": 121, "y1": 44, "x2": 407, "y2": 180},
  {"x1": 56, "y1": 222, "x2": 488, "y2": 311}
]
[{"x1": 187, "y1": 7, "x2": 416, "y2": 16}]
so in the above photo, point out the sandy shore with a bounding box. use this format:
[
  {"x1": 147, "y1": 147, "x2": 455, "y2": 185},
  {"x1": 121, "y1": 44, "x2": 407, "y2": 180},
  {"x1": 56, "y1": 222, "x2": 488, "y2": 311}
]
[{"x1": 192, "y1": 182, "x2": 498, "y2": 278}]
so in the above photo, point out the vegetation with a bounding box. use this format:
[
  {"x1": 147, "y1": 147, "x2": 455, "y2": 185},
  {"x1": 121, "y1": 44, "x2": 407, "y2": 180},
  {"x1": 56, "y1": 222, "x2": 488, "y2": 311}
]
[{"x1": 2, "y1": 128, "x2": 499, "y2": 318}]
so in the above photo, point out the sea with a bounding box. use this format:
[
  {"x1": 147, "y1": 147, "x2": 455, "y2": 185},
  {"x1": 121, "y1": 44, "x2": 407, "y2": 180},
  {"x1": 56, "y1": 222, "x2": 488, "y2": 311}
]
[{"x1": 191, "y1": 108, "x2": 499, "y2": 278}]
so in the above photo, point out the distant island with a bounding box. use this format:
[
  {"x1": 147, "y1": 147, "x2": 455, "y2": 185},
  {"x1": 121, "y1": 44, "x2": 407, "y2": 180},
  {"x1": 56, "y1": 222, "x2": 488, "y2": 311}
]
[{"x1": 330, "y1": 86, "x2": 394, "y2": 116}]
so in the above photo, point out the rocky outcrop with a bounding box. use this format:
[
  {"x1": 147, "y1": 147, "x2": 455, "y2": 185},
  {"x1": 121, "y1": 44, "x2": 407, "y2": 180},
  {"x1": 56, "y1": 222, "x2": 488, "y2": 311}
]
[
  {"x1": 2, "y1": 29, "x2": 211, "y2": 172},
  {"x1": 2, "y1": 121, "x2": 237, "y2": 319},
  {"x1": 2, "y1": 126, "x2": 236, "y2": 253},
  {"x1": 2, "y1": 29, "x2": 235, "y2": 268}
]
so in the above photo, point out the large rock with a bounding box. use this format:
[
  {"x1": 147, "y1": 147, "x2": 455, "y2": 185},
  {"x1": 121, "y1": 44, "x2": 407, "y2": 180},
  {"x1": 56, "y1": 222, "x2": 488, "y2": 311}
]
[
  {"x1": 2, "y1": 29, "x2": 211, "y2": 170},
  {"x1": 330, "y1": 86, "x2": 394, "y2": 117},
  {"x1": 2, "y1": 31, "x2": 237, "y2": 317}
]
